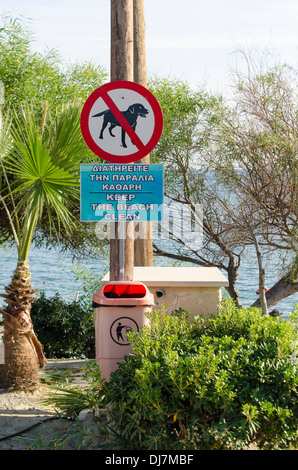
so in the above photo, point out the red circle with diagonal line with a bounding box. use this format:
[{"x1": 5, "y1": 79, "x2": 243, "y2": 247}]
[{"x1": 80, "y1": 80, "x2": 163, "y2": 163}]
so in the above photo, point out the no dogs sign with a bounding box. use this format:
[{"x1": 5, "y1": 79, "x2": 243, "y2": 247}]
[{"x1": 80, "y1": 81, "x2": 163, "y2": 164}]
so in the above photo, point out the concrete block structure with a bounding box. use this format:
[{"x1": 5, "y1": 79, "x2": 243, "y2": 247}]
[{"x1": 102, "y1": 266, "x2": 229, "y2": 319}]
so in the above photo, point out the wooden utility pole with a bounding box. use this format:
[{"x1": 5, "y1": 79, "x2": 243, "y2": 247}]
[
  {"x1": 133, "y1": 0, "x2": 147, "y2": 88},
  {"x1": 110, "y1": 0, "x2": 134, "y2": 281},
  {"x1": 133, "y1": 0, "x2": 154, "y2": 266}
]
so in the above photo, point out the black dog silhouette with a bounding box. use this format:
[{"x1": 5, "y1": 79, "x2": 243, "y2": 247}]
[{"x1": 92, "y1": 103, "x2": 149, "y2": 148}]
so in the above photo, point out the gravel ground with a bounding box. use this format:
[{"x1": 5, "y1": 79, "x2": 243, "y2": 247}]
[
  {"x1": 0, "y1": 387, "x2": 74, "y2": 450},
  {"x1": 0, "y1": 359, "x2": 96, "y2": 450}
]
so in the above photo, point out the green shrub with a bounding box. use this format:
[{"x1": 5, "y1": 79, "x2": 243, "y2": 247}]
[
  {"x1": 31, "y1": 292, "x2": 95, "y2": 359},
  {"x1": 106, "y1": 301, "x2": 298, "y2": 450}
]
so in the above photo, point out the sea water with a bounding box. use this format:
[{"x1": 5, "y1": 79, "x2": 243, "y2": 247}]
[{"x1": 0, "y1": 243, "x2": 297, "y2": 317}]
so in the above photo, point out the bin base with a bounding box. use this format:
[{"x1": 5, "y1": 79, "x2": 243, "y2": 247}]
[{"x1": 97, "y1": 358, "x2": 124, "y2": 381}]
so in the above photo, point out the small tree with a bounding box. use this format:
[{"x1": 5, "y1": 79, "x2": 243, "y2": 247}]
[
  {"x1": 212, "y1": 50, "x2": 298, "y2": 308},
  {"x1": 149, "y1": 77, "x2": 245, "y2": 307},
  {"x1": 0, "y1": 15, "x2": 108, "y2": 255},
  {"x1": 149, "y1": 60, "x2": 297, "y2": 311},
  {"x1": 0, "y1": 104, "x2": 91, "y2": 390},
  {"x1": 0, "y1": 16, "x2": 107, "y2": 117}
]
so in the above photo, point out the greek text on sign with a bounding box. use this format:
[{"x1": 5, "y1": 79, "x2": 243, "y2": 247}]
[
  {"x1": 80, "y1": 163, "x2": 163, "y2": 222},
  {"x1": 80, "y1": 81, "x2": 163, "y2": 164}
]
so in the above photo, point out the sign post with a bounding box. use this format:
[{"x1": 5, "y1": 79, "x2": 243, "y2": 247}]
[
  {"x1": 80, "y1": 80, "x2": 163, "y2": 281},
  {"x1": 133, "y1": 0, "x2": 153, "y2": 267},
  {"x1": 110, "y1": 0, "x2": 134, "y2": 281},
  {"x1": 80, "y1": 1, "x2": 163, "y2": 282}
]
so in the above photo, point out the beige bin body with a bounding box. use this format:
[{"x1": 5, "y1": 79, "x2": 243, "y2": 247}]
[{"x1": 92, "y1": 281, "x2": 154, "y2": 380}]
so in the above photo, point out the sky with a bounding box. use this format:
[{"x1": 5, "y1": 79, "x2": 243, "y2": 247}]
[{"x1": 1, "y1": 0, "x2": 298, "y2": 94}]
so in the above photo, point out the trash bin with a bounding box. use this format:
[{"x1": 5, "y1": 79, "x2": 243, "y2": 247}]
[{"x1": 92, "y1": 281, "x2": 154, "y2": 380}]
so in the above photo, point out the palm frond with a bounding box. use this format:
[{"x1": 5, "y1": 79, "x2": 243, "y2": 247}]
[{"x1": 0, "y1": 104, "x2": 88, "y2": 259}]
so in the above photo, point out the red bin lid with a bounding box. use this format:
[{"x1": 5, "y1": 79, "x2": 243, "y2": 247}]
[
  {"x1": 92, "y1": 281, "x2": 154, "y2": 306},
  {"x1": 103, "y1": 283, "x2": 146, "y2": 298}
]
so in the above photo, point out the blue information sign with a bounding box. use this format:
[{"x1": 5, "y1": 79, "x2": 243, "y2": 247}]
[{"x1": 80, "y1": 163, "x2": 163, "y2": 222}]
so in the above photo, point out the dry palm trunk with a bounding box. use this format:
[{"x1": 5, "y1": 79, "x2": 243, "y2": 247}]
[{"x1": 0, "y1": 260, "x2": 46, "y2": 390}]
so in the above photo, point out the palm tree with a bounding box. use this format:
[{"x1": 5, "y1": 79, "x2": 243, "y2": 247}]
[{"x1": 0, "y1": 103, "x2": 91, "y2": 390}]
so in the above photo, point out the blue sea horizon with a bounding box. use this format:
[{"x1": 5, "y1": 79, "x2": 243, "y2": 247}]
[{"x1": 0, "y1": 243, "x2": 297, "y2": 317}]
